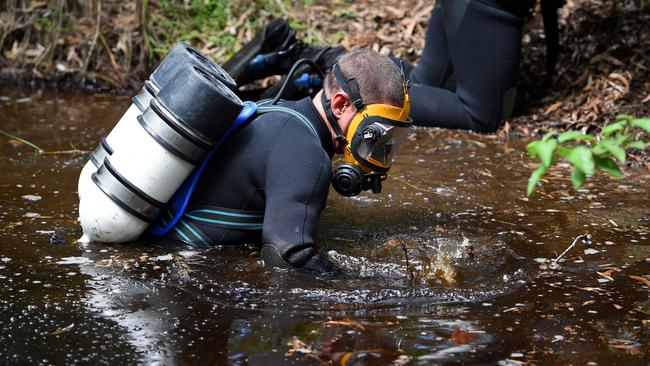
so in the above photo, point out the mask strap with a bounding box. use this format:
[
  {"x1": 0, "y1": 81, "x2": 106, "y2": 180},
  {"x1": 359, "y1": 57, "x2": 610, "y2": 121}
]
[
  {"x1": 320, "y1": 92, "x2": 347, "y2": 144},
  {"x1": 332, "y1": 63, "x2": 365, "y2": 111}
]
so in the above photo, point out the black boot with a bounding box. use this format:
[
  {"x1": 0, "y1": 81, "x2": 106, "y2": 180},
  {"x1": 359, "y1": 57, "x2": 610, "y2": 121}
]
[
  {"x1": 223, "y1": 18, "x2": 299, "y2": 87},
  {"x1": 259, "y1": 45, "x2": 347, "y2": 101}
]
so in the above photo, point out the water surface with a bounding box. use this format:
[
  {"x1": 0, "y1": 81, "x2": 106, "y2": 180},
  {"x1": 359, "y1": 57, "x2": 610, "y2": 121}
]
[{"x1": 0, "y1": 87, "x2": 648, "y2": 365}]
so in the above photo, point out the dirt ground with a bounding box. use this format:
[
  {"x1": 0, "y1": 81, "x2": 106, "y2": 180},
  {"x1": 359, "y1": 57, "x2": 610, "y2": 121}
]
[{"x1": 1, "y1": 0, "x2": 649, "y2": 140}]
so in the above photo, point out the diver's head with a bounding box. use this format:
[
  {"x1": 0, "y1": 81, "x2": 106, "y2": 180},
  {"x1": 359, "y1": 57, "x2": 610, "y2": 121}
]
[{"x1": 317, "y1": 48, "x2": 412, "y2": 197}]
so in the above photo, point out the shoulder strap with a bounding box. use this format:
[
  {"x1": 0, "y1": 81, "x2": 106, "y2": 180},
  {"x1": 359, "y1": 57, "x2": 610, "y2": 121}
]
[{"x1": 256, "y1": 103, "x2": 321, "y2": 144}]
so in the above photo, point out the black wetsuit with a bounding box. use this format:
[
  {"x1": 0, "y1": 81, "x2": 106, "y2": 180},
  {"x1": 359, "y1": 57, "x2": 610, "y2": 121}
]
[
  {"x1": 165, "y1": 97, "x2": 339, "y2": 272},
  {"x1": 410, "y1": 0, "x2": 535, "y2": 132}
]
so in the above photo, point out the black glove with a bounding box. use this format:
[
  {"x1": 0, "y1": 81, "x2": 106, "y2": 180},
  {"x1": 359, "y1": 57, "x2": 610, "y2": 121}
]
[
  {"x1": 301, "y1": 253, "x2": 342, "y2": 276},
  {"x1": 260, "y1": 244, "x2": 341, "y2": 276}
]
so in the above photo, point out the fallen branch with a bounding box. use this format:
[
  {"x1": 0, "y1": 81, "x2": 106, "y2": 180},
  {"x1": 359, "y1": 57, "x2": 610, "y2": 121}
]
[{"x1": 550, "y1": 233, "x2": 591, "y2": 269}]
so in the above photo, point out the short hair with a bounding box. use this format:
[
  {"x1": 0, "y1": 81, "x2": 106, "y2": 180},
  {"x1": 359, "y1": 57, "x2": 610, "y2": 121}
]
[{"x1": 323, "y1": 48, "x2": 405, "y2": 108}]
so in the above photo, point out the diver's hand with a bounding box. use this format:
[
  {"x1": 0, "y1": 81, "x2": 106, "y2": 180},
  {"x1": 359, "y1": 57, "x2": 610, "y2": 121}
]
[
  {"x1": 260, "y1": 244, "x2": 341, "y2": 275},
  {"x1": 301, "y1": 253, "x2": 342, "y2": 276}
]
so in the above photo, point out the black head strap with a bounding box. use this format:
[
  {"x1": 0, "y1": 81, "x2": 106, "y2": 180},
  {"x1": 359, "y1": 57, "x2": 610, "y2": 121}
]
[
  {"x1": 332, "y1": 63, "x2": 365, "y2": 111},
  {"x1": 320, "y1": 92, "x2": 347, "y2": 144}
]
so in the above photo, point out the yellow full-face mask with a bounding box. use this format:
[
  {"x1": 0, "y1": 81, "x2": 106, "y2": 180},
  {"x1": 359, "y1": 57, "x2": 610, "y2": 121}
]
[{"x1": 322, "y1": 62, "x2": 412, "y2": 197}]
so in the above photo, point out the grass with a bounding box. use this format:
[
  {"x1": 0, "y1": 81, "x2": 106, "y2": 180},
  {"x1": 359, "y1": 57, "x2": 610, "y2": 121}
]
[{"x1": 144, "y1": 0, "x2": 325, "y2": 66}]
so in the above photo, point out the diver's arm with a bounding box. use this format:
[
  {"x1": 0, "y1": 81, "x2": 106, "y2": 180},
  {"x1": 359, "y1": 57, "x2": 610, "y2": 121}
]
[{"x1": 259, "y1": 121, "x2": 339, "y2": 274}]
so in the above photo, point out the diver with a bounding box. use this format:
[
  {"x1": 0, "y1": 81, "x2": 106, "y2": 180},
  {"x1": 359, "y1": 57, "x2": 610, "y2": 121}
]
[
  {"x1": 409, "y1": 0, "x2": 563, "y2": 132},
  {"x1": 224, "y1": 0, "x2": 564, "y2": 133},
  {"x1": 163, "y1": 48, "x2": 412, "y2": 275}
]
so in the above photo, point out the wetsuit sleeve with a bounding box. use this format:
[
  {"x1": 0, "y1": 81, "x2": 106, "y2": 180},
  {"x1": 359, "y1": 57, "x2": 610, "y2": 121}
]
[{"x1": 259, "y1": 119, "x2": 337, "y2": 272}]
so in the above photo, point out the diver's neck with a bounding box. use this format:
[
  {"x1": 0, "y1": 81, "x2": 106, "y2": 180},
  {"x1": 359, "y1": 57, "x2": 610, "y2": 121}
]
[{"x1": 313, "y1": 90, "x2": 340, "y2": 151}]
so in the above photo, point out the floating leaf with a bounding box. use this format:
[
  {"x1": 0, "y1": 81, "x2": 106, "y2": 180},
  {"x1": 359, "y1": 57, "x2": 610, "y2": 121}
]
[
  {"x1": 595, "y1": 157, "x2": 623, "y2": 178},
  {"x1": 527, "y1": 164, "x2": 548, "y2": 196},
  {"x1": 631, "y1": 118, "x2": 650, "y2": 133},
  {"x1": 571, "y1": 167, "x2": 586, "y2": 189},
  {"x1": 50, "y1": 323, "x2": 75, "y2": 335},
  {"x1": 565, "y1": 146, "x2": 595, "y2": 175},
  {"x1": 629, "y1": 275, "x2": 650, "y2": 287},
  {"x1": 557, "y1": 130, "x2": 595, "y2": 143}
]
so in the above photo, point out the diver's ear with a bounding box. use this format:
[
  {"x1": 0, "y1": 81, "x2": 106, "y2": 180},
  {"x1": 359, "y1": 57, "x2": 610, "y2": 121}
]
[{"x1": 330, "y1": 91, "x2": 351, "y2": 118}]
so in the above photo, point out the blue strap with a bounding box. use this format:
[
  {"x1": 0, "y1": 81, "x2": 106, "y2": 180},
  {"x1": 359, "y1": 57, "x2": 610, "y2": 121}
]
[
  {"x1": 148, "y1": 100, "x2": 321, "y2": 238},
  {"x1": 148, "y1": 101, "x2": 258, "y2": 237}
]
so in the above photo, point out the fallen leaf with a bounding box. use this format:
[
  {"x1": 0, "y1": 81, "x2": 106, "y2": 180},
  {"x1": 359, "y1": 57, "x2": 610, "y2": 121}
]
[
  {"x1": 451, "y1": 326, "x2": 474, "y2": 345},
  {"x1": 50, "y1": 323, "x2": 74, "y2": 335},
  {"x1": 628, "y1": 275, "x2": 650, "y2": 287},
  {"x1": 323, "y1": 319, "x2": 365, "y2": 331}
]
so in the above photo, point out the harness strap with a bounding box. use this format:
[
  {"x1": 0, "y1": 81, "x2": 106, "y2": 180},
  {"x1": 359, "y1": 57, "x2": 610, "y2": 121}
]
[
  {"x1": 162, "y1": 101, "x2": 322, "y2": 246},
  {"x1": 256, "y1": 104, "x2": 320, "y2": 141}
]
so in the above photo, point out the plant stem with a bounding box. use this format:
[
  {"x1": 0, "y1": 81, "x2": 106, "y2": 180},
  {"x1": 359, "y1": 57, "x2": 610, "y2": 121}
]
[{"x1": 0, "y1": 129, "x2": 45, "y2": 153}]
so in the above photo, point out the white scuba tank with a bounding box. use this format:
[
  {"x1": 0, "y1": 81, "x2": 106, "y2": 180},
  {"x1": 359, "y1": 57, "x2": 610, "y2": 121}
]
[
  {"x1": 78, "y1": 45, "x2": 241, "y2": 243},
  {"x1": 77, "y1": 43, "x2": 236, "y2": 205}
]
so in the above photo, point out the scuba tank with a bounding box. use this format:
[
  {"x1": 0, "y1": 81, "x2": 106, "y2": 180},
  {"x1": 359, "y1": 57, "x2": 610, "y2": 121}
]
[
  {"x1": 78, "y1": 48, "x2": 243, "y2": 243},
  {"x1": 77, "y1": 43, "x2": 236, "y2": 202}
]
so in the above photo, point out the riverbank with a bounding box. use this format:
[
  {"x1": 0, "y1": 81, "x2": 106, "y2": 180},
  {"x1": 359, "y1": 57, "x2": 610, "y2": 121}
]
[{"x1": 1, "y1": 0, "x2": 648, "y2": 136}]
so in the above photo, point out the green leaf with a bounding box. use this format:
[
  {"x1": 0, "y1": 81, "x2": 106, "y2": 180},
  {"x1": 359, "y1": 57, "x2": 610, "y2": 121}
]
[
  {"x1": 537, "y1": 139, "x2": 557, "y2": 167},
  {"x1": 626, "y1": 140, "x2": 647, "y2": 150},
  {"x1": 631, "y1": 118, "x2": 650, "y2": 133},
  {"x1": 592, "y1": 142, "x2": 607, "y2": 155},
  {"x1": 557, "y1": 130, "x2": 596, "y2": 143},
  {"x1": 601, "y1": 139, "x2": 626, "y2": 162},
  {"x1": 526, "y1": 140, "x2": 540, "y2": 158},
  {"x1": 527, "y1": 164, "x2": 548, "y2": 196},
  {"x1": 571, "y1": 166, "x2": 586, "y2": 189},
  {"x1": 595, "y1": 157, "x2": 624, "y2": 179},
  {"x1": 556, "y1": 146, "x2": 571, "y2": 157},
  {"x1": 542, "y1": 130, "x2": 557, "y2": 142},
  {"x1": 602, "y1": 121, "x2": 626, "y2": 137},
  {"x1": 565, "y1": 146, "x2": 595, "y2": 175},
  {"x1": 615, "y1": 114, "x2": 633, "y2": 122}
]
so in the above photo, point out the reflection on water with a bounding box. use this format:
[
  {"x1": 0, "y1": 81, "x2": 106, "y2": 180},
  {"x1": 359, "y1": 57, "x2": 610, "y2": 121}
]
[{"x1": 0, "y1": 87, "x2": 648, "y2": 365}]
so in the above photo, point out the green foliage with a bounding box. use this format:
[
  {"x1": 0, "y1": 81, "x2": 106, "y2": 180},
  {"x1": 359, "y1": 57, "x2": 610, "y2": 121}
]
[
  {"x1": 525, "y1": 115, "x2": 649, "y2": 196},
  {"x1": 145, "y1": 0, "x2": 322, "y2": 65}
]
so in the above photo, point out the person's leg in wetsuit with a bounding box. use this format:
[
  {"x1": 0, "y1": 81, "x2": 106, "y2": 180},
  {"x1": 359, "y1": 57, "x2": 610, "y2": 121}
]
[{"x1": 410, "y1": 0, "x2": 525, "y2": 132}]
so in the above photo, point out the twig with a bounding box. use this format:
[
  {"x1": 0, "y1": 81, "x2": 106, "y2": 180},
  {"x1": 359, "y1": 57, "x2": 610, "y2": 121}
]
[
  {"x1": 396, "y1": 237, "x2": 414, "y2": 285},
  {"x1": 42, "y1": 149, "x2": 91, "y2": 155},
  {"x1": 394, "y1": 176, "x2": 435, "y2": 193},
  {"x1": 83, "y1": 0, "x2": 102, "y2": 73},
  {"x1": 551, "y1": 233, "x2": 591, "y2": 267},
  {"x1": 0, "y1": 129, "x2": 44, "y2": 153}
]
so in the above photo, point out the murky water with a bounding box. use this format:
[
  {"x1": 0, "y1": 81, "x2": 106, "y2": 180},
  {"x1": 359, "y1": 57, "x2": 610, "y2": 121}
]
[{"x1": 0, "y1": 87, "x2": 648, "y2": 365}]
